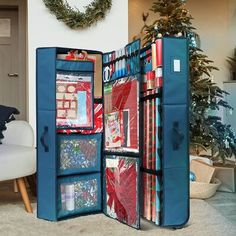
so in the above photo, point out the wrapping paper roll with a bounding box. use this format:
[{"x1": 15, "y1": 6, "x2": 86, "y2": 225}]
[
  {"x1": 155, "y1": 67, "x2": 163, "y2": 88},
  {"x1": 156, "y1": 39, "x2": 162, "y2": 67},
  {"x1": 60, "y1": 185, "x2": 66, "y2": 210},
  {"x1": 155, "y1": 76, "x2": 163, "y2": 88},
  {"x1": 151, "y1": 42, "x2": 157, "y2": 70},
  {"x1": 65, "y1": 184, "x2": 75, "y2": 211},
  {"x1": 147, "y1": 71, "x2": 155, "y2": 90},
  {"x1": 115, "y1": 50, "x2": 119, "y2": 78}
]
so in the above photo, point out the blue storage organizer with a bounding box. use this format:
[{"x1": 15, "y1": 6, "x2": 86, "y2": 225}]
[{"x1": 36, "y1": 38, "x2": 189, "y2": 228}]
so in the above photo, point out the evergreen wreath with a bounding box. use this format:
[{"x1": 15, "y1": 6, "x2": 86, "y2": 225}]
[{"x1": 43, "y1": 0, "x2": 112, "y2": 29}]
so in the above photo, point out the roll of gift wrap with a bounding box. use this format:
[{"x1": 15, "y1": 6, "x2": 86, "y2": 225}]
[
  {"x1": 155, "y1": 97, "x2": 161, "y2": 225},
  {"x1": 155, "y1": 67, "x2": 162, "y2": 78},
  {"x1": 122, "y1": 48, "x2": 126, "y2": 76},
  {"x1": 152, "y1": 42, "x2": 157, "y2": 70},
  {"x1": 147, "y1": 71, "x2": 155, "y2": 90},
  {"x1": 115, "y1": 50, "x2": 119, "y2": 78},
  {"x1": 60, "y1": 184, "x2": 66, "y2": 210},
  {"x1": 65, "y1": 184, "x2": 75, "y2": 211},
  {"x1": 156, "y1": 39, "x2": 162, "y2": 67}
]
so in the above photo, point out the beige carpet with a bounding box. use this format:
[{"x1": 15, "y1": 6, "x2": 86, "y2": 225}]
[{"x1": 0, "y1": 200, "x2": 235, "y2": 236}]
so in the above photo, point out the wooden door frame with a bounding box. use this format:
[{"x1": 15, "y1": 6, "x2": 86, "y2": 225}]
[{"x1": 0, "y1": 0, "x2": 27, "y2": 120}]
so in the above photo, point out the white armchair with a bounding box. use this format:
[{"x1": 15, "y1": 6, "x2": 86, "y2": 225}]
[{"x1": 0, "y1": 120, "x2": 36, "y2": 213}]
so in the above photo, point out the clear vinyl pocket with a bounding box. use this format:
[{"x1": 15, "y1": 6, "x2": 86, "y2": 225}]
[
  {"x1": 57, "y1": 133, "x2": 101, "y2": 176},
  {"x1": 57, "y1": 173, "x2": 101, "y2": 219},
  {"x1": 103, "y1": 76, "x2": 140, "y2": 154},
  {"x1": 56, "y1": 60, "x2": 94, "y2": 129},
  {"x1": 103, "y1": 155, "x2": 140, "y2": 229}
]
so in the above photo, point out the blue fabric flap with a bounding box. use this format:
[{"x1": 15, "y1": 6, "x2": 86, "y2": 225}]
[
  {"x1": 162, "y1": 167, "x2": 189, "y2": 226},
  {"x1": 56, "y1": 60, "x2": 94, "y2": 72},
  {"x1": 163, "y1": 104, "x2": 189, "y2": 169}
]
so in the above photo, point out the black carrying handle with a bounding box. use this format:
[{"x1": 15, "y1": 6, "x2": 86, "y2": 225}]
[
  {"x1": 172, "y1": 121, "x2": 184, "y2": 150},
  {"x1": 40, "y1": 126, "x2": 49, "y2": 152}
]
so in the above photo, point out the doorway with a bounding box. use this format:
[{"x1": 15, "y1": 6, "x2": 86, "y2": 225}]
[{"x1": 0, "y1": 0, "x2": 26, "y2": 120}]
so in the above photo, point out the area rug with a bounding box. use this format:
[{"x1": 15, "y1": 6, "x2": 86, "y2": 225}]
[{"x1": 0, "y1": 199, "x2": 235, "y2": 236}]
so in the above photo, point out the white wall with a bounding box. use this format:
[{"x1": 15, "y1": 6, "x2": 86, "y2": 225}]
[
  {"x1": 27, "y1": 0, "x2": 128, "y2": 133},
  {"x1": 186, "y1": 0, "x2": 236, "y2": 86}
]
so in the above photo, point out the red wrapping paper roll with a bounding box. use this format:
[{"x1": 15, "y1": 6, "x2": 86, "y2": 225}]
[
  {"x1": 147, "y1": 71, "x2": 155, "y2": 90},
  {"x1": 151, "y1": 42, "x2": 157, "y2": 70},
  {"x1": 156, "y1": 39, "x2": 162, "y2": 67}
]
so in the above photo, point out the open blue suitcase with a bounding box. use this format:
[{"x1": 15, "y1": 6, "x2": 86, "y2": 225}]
[{"x1": 36, "y1": 37, "x2": 189, "y2": 229}]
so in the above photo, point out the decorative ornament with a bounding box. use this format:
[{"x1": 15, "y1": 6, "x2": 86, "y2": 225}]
[
  {"x1": 208, "y1": 87, "x2": 211, "y2": 104},
  {"x1": 225, "y1": 140, "x2": 229, "y2": 148},
  {"x1": 189, "y1": 171, "x2": 196, "y2": 181},
  {"x1": 43, "y1": 0, "x2": 112, "y2": 29},
  {"x1": 187, "y1": 32, "x2": 200, "y2": 48},
  {"x1": 177, "y1": 32, "x2": 183, "y2": 37}
]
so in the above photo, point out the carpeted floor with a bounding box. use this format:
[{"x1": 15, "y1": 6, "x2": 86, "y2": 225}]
[{"x1": 0, "y1": 182, "x2": 236, "y2": 236}]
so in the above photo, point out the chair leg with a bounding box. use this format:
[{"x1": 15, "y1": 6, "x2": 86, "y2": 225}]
[
  {"x1": 13, "y1": 179, "x2": 18, "y2": 193},
  {"x1": 24, "y1": 177, "x2": 30, "y2": 188},
  {"x1": 16, "y1": 178, "x2": 33, "y2": 213}
]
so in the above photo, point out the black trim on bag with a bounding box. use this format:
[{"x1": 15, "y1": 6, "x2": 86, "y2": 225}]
[
  {"x1": 140, "y1": 92, "x2": 162, "y2": 102},
  {"x1": 140, "y1": 167, "x2": 162, "y2": 177},
  {"x1": 103, "y1": 151, "x2": 140, "y2": 158},
  {"x1": 94, "y1": 98, "x2": 103, "y2": 104}
]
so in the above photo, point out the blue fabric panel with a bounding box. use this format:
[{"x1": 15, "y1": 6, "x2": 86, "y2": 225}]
[
  {"x1": 163, "y1": 38, "x2": 189, "y2": 105},
  {"x1": 56, "y1": 60, "x2": 94, "y2": 72},
  {"x1": 162, "y1": 167, "x2": 189, "y2": 226},
  {"x1": 57, "y1": 173, "x2": 102, "y2": 219},
  {"x1": 36, "y1": 48, "x2": 56, "y2": 111},
  {"x1": 161, "y1": 38, "x2": 189, "y2": 227},
  {"x1": 57, "y1": 133, "x2": 102, "y2": 176},
  {"x1": 37, "y1": 110, "x2": 57, "y2": 221},
  {"x1": 163, "y1": 104, "x2": 188, "y2": 169}
]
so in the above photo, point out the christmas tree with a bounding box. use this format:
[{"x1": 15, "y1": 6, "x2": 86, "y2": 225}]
[{"x1": 143, "y1": 0, "x2": 236, "y2": 161}]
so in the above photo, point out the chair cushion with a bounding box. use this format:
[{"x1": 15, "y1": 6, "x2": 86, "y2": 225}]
[{"x1": 0, "y1": 144, "x2": 36, "y2": 181}]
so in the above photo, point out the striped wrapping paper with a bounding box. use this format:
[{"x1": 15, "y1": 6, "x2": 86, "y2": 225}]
[
  {"x1": 146, "y1": 95, "x2": 152, "y2": 221},
  {"x1": 151, "y1": 94, "x2": 156, "y2": 223},
  {"x1": 143, "y1": 90, "x2": 155, "y2": 222},
  {"x1": 155, "y1": 97, "x2": 161, "y2": 225},
  {"x1": 143, "y1": 97, "x2": 147, "y2": 219},
  {"x1": 142, "y1": 91, "x2": 162, "y2": 225}
]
